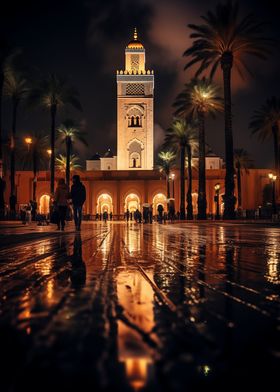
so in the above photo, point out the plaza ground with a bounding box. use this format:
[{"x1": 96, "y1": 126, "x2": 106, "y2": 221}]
[{"x1": 0, "y1": 221, "x2": 279, "y2": 391}]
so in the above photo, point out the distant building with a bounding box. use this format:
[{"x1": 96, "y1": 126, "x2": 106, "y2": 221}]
[{"x1": 193, "y1": 149, "x2": 224, "y2": 170}]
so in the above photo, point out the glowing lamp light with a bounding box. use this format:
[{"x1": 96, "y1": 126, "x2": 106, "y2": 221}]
[
  {"x1": 47, "y1": 149, "x2": 52, "y2": 156},
  {"x1": 171, "y1": 173, "x2": 175, "y2": 180},
  {"x1": 25, "y1": 137, "x2": 32, "y2": 145},
  {"x1": 214, "y1": 183, "x2": 220, "y2": 191},
  {"x1": 268, "y1": 173, "x2": 277, "y2": 181}
]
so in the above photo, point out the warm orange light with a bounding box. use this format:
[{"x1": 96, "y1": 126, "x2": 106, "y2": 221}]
[
  {"x1": 268, "y1": 173, "x2": 277, "y2": 181},
  {"x1": 171, "y1": 173, "x2": 175, "y2": 180},
  {"x1": 47, "y1": 149, "x2": 52, "y2": 156},
  {"x1": 25, "y1": 137, "x2": 32, "y2": 145},
  {"x1": 214, "y1": 183, "x2": 220, "y2": 191}
]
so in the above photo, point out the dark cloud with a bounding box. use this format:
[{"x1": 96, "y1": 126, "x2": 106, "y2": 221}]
[{"x1": 0, "y1": 0, "x2": 279, "y2": 167}]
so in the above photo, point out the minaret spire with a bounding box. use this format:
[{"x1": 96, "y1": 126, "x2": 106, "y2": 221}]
[{"x1": 133, "y1": 27, "x2": 138, "y2": 40}]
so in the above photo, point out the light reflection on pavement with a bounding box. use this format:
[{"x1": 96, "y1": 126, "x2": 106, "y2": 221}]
[{"x1": 0, "y1": 221, "x2": 279, "y2": 391}]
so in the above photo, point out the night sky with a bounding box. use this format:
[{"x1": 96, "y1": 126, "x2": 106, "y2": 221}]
[{"x1": 1, "y1": 0, "x2": 280, "y2": 168}]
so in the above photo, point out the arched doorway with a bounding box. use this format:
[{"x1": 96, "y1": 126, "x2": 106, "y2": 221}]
[
  {"x1": 125, "y1": 193, "x2": 140, "y2": 213},
  {"x1": 39, "y1": 194, "x2": 50, "y2": 214},
  {"x1": 152, "y1": 193, "x2": 167, "y2": 215},
  {"x1": 97, "y1": 193, "x2": 113, "y2": 214},
  {"x1": 192, "y1": 192, "x2": 198, "y2": 216}
]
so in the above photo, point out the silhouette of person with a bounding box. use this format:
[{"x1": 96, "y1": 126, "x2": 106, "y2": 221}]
[{"x1": 70, "y1": 233, "x2": 86, "y2": 289}]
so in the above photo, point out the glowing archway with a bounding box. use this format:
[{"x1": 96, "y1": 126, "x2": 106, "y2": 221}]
[
  {"x1": 152, "y1": 193, "x2": 167, "y2": 215},
  {"x1": 39, "y1": 194, "x2": 50, "y2": 214},
  {"x1": 125, "y1": 193, "x2": 140, "y2": 212},
  {"x1": 192, "y1": 192, "x2": 198, "y2": 215},
  {"x1": 97, "y1": 193, "x2": 113, "y2": 214}
]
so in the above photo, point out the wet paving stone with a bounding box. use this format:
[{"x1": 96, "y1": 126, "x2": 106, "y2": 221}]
[{"x1": 0, "y1": 221, "x2": 279, "y2": 391}]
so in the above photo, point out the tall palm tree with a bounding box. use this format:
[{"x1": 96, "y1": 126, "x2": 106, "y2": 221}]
[
  {"x1": 0, "y1": 39, "x2": 19, "y2": 213},
  {"x1": 21, "y1": 133, "x2": 49, "y2": 201},
  {"x1": 157, "y1": 151, "x2": 176, "y2": 198},
  {"x1": 164, "y1": 118, "x2": 198, "y2": 220},
  {"x1": 174, "y1": 78, "x2": 223, "y2": 219},
  {"x1": 234, "y1": 148, "x2": 254, "y2": 208},
  {"x1": 57, "y1": 119, "x2": 87, "y2": 186},
  {"x1": 4, "y1": 67, "x2": 29, "y2": 207},
  {"x1": 250, "y1": 97, "x2": 280, "y2": 176},
  {"x1": 28, "y1": 74, "x2": 82, "y2": 194},
  {"x1": 184, "y1": 1, "x2": 273, "y2": 219},
  {"x1": 0, "y1": 39, "x2": 19, "y2": 177},
  {"x1": 55, "y1": 154, "x2": 81, "y2": 174}
]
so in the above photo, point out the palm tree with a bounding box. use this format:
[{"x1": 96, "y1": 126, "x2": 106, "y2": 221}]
[
  {"x1": 174, "y1": 78, "x2": 222, "y2": 219},
  {"x1": 157, "y1": 151, "x2": 176, "y2": 198},
  {"x1": 28, "y1": 74, "x2": 82, "y2": 194},
  {"x1": 234, "y1": 148, "x2": 254, "y2": 208},
  {"x1": 21, "y1": 133, "x2": 49, "y2": 201},
  {"x1": 164, "y1": 118, "x2": 198, "y2": 220},
  {"x1": 4, "y1": 67, "x2": 29, "y2": 207},
  {"x1": 0, "y1": 39, "x2": 19, "y2": 177},
  {"x1": 56, "y1": 154, "x2": 81, "y2": 174},
  {"x1": 184, "y1": 1, "x2": 273, "y2": 219},
  {"x1": 250, "y1": 97, "x2": 280, "y2": 176},
  {"x1": 0, "y1": 39, "x2": 19, "y2": 213},
  {"x1": 57, "y1": 119, "x2": 87, "y2": 186}
]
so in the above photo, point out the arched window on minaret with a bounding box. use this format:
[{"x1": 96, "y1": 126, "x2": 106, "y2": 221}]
[
  {"x1": 128, "y1": 140, "x2": 142, "y2": 168},
  {"x1": 129, "y1": 116, "x2": 135, "y2": 127},
  {"x1": 136, "y1": 116, "x2": 140, "y2": 127}
]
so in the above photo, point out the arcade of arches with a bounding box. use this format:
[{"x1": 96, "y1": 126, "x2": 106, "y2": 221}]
[{"x1": 14, "y1": 167, "x2": 268, "y2": 218}]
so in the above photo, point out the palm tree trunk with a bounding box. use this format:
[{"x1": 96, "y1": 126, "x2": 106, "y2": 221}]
[
  {"x1": 237, "y1": 164, "x2": 241, "y2": 208},
  {"x1": 33, "y1": 147, "x2": 37, "y2": 201},
  {"x1": 221, "y1": 52, "x2": 235, "y2": 219},
  {"x1": 66, "y1": 137, "x2": 71, "y2": 187},
  {"x1": 272, "y1": 124, "x2": 279, "y2": 175},
  {"x1": 197, "y1": 111, "x2": 207, "y2": 219},
  {"x1": 186, "y1": 144, "x2": 193, "y2": 220},
  {"x1": 10, "y1": 99, "x2": 18, "y2": 203},
  {"x1": 166, "y1": 176, "x2": 170, "y2": 199},
  {"x1": 180, "y1": 145, "x2": 186, "y2": 219},
  {"x1": 0, "y1": 72, "x2": 4, "y2": 177},
  {"x1": 272, "y1": 124, "x2": 279, "y2": 206},
  {"x1": 50, "y1": 104, "x2": 56, "y2": 194}
]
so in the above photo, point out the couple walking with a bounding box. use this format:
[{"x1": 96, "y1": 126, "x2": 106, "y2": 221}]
[{"x1": 54, "y1": 175, "x2": 86, "y2": 231}]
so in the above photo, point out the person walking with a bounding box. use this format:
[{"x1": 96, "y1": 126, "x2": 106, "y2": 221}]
[
  {"x1": 70, "y1": 175, "x2": 86, "y2": 231},
  {"x1": 103, "y1": 210, "x2": 108, "y2": 222},
  {"x1": 126, "y1": 208, "x2": 130, "y2": 222},
  {"x1": 157, "y1": 204, "x2": 164, "y2": 223},
  {"x1": 54, "y1": 178, "x2": 69, "y2": 231}
]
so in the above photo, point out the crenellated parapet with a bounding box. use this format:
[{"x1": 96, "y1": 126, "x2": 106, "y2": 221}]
[{"x1": 117, "y1": 69, "x2": 154, "y2": 75}]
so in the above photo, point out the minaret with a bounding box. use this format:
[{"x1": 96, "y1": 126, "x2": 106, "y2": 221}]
[{"x1": 116, "y1": 28, "x2": 154, "y2": 170}]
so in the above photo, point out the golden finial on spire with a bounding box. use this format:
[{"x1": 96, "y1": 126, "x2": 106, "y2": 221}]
[{"x1": 134, "y1": 27, "x2": 138, "y2": 41}]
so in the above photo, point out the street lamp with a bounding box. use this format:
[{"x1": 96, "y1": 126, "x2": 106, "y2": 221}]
[
  {"x1": 214, "y1": 183, "x2": 220, "y2": 220},
  {"x1": 25, "y1": 137, "x2": 32, "y2": 152},
  {"x1": 171, "y1": 173, "x2": 175, "y2": 198},
  {"x1": 25, "y1": 137, "x2": 38, "y2": 202},
  {"x1": 47, "y1": 149, "x2": 52, "y2": 170},
  {"x1": 268, "y1": 173, "x2": 277, "y2": 215}
]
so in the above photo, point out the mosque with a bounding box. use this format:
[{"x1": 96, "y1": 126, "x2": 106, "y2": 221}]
[{"x1": 7, "y1": 30, "x2": 272, "y2": 218}]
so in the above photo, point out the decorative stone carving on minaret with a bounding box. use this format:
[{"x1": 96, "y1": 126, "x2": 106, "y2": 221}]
[{"x1": 116, "y1": 28, "x2": 154, "y2": 170}]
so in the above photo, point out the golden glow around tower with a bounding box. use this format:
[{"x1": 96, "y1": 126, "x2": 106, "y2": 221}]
[{"x1": 116, "y1": 29, "x2": 154, "y2": 170}]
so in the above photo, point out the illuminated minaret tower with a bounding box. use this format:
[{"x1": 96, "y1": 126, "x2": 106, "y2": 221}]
[{"x1": 116, "y1": 28, "x2": 154, "y2": 170}]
